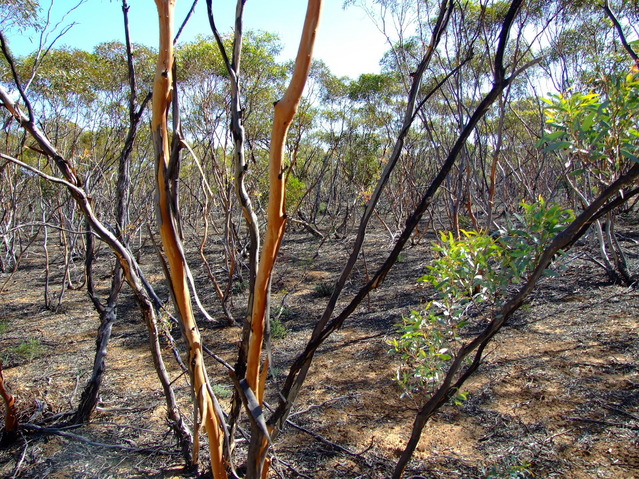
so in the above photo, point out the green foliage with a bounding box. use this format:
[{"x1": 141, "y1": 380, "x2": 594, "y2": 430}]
[
  {"x1": 539, "y1": 69, "x2": 639, "y2": 174},
  {"x1": 0, "y1": 320, "x2": 7, "y2": 335},
  {"x1": 269, "y1": 317, "x2": 289, "y2": 340},
  {"x1": 285, "y1": 175, "x2": 307, "y2": 212},
  {"x1": 0, "y1": 0, "x2": 41, "y2": 32},
  {"x1": 390, "y1": 198, "x2": 574, "y2": 395},
  {"x1": 388, "y1": 307, "x2": 460, "y2": 397},
  {"x1": 177, "y1": 36, "x2": 227, "y2": 80},
  {"x1": 314, "y1": 282, "x2": 334, "y2": 297},
  {"x1": 342, "y1": 132, "x2": 384, "y2": 192},
  {"x1": 422, "y1": 229, "x2": 507, "y2": 310},
  {"x1": 506, "y1": 197, "x2": 576, "y2": 265},
  {"x1": 348, "y1": 73, "x2": 396, "y2": 101},
  {"x1": 12, "y1": 338, "x2": 43, "y2": 362}
]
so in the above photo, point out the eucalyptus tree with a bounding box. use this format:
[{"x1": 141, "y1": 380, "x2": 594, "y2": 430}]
[
  {"x1": 0, "y1": 0, "x2": 41, "y2": 33},
  {"x1": 534, "y1": 0, "x2": 639, "y2": 283},
  {"x1": 175, "y1": 33, "x2": 290, "y2": 325},
  {"x1": 0, "y1": 0, "x2": 194, "y2": 458},
  {"x1": 74, "y1": 1, "x2": 156, "y2": 424}
]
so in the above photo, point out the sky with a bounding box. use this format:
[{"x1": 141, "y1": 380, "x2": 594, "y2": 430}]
[{"x1": 5, "y1": 0, "x2": 391, "y2": 79}]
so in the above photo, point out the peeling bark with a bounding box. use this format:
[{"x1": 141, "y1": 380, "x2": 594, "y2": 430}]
[
  {"x1": 242, "y1": 1, "x2": 323, "y2": 477},
  {"x1": 152, "y1": 1, "x2": 227, "y2": 477}
]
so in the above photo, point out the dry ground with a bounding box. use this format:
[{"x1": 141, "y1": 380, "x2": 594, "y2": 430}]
[{"x1": 0, "y1": 218, "x2": 638, "y2": 478}]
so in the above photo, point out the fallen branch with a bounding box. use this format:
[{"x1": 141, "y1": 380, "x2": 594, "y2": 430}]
[
  {"x1": 288, "y1": 216, "x2": 324, "y2": 239},
  {"x1": 285, "y1": 419, "x2": 368, "y2": 457},
  {"x1": 20, "y1": 423, "x2": 182, "y2": 454},
  {"x1": 565, "y1": 416, "x2": 639, "y2": 430},
  {"x1": 10, "y1": 433, "x2": 28, "y2": 479},
  {"x1": 602, "y1": 404, "x2": 639, "y2": 422},
  {"x1": 271, "y1": 456, "x2": 313, "y2": 479},
  {"x1": 288, "y1": 394, "x2": 359, "y2": 419}
]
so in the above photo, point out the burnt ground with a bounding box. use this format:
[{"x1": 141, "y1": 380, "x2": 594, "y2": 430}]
[{"x1": 0, "y1": 216, "x2": 638, "y2": 478}]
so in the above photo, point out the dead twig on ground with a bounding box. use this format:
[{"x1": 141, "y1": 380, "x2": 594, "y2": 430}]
[
  {"x1": 289, "y1": 394, "x2": 360, "y2": 419},
  {"x1": 271, "y1": 456, "x2": 313, "y2": 479},
  {"x1": 565, "y1": 416, "x2": 639, "y2": 430},
  {"x1": 10, "y1": 432, "x2": 28, "y2": 479},
  {"x1": 20, "y1": 423, "x2": 181, "y2": 454},
  {"x1": 602, "y1": 404, "x2": 639, "y2": 421},
  {"x1": 285, "y1": 419, "x2": 372, "y2": 457}
]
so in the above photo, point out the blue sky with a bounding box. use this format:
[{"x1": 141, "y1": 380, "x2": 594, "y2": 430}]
[{"x1": 6, "y1": 0, "x2": 390, "y2": 79}]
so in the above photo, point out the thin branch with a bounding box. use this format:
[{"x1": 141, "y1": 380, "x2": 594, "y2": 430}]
[
  {"x1": 174, "y1": 0, "x2": 199, "y2": 45},
  {"x1": 205, "y1": 0, "x2": 234, "y2": 77},
  {"x1": 20, "y1": 424, "x2": 181, "y2": 454},
  {"x1": 0, "y1": 152, "x2": 85, "y2": 198},
  {"x1": 2, "y1": 222, "x2": 91, "y2": 236},
  {"x1": 285, "y1": 419, "x2": 365, "y2": 457},
  {"x1": 0, "y1": 32, "x2": 35, "y2": 123},
  {"x1": 602, "y1": 1, "x2": 639, "y2": 65}
]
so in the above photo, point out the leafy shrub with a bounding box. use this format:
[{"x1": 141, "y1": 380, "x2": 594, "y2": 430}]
[
  {"x1": 388, "y1": 307, "x2": 460, "y2": 397},
  {"x1": 539, "y1": 69, "x2": 639, "y2": 172},
  {"x1": 269, "y1": 317, "x2": 288, "y2": 339},
  {"x1": 390, "y1": 198, "x2": 574, "y2": 395}
]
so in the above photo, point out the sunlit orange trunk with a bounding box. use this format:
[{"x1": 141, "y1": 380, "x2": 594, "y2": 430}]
[
  {"x1": 0, "y1": 359, "x2": 17, "y2": 442},
  {"x1": 245, "y1": 0, "x2": 322, "y2": 399},
  {"x1": 152, "y1": 1, "x2": 226, "y2": 477},
  {"x1": 244, "y1": 1, "x2": 322, "y2": 477}
]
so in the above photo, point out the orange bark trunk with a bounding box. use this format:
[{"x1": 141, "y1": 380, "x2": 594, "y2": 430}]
[
  {"x1": 152, "y1": 2, "x2": 226, "y2": 477},
  {"x1": 0, "y1": 359, "x2": 17, "y2": 440},
  {"x1": 245, "y1": 0, "x2": 323, "y2": 397},
  {"x1": 244, "y1": 2, "x2": 323, "y2": 477}
]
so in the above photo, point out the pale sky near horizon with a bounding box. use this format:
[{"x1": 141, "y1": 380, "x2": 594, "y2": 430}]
[{"x1": 5, "y1": 0, "x2": 391, "y2": 79}]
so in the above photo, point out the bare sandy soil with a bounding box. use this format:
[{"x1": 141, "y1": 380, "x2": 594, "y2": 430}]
[{"x1": 1, "y1": 217, "x2": 638, "y2": 478}]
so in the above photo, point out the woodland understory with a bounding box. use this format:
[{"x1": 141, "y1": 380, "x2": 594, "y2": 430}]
[{"x1": 1, "y1": 0, "x2": 639, "y2": 478}]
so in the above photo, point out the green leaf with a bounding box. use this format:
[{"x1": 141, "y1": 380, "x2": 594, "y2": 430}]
[
  {"x1": 621, "y1": 149, "x2": 639, "y2": 164},
  {"x1": 543, "y1": 140, "x2": 572, "y2": 152},
  {"x1": 542, "y1": 130, "x2": 566, "y2": 141},
  {"x1": 567, "y1": 168, "x2": 586, "y2": 176},
  {"x1": 581, "y1": 111, "x2": 597, "y2": 130}
]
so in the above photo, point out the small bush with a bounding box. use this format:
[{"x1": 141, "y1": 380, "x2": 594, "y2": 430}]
[
  {"x1": 13, "y1": 338, "x2": 44, "y2": 362},
  {"x1": 314, "y1": 282, "x2": 334, "y2": 297},
  {"x1": 390, "y1": 198, "x2": 574, "y2": 396},
  {"x1": 270, "y1": 317, "x2": 289, "y2": 339},
  {"x1": 388, "y1": 307, "x2": 460, "y2": 396}
]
